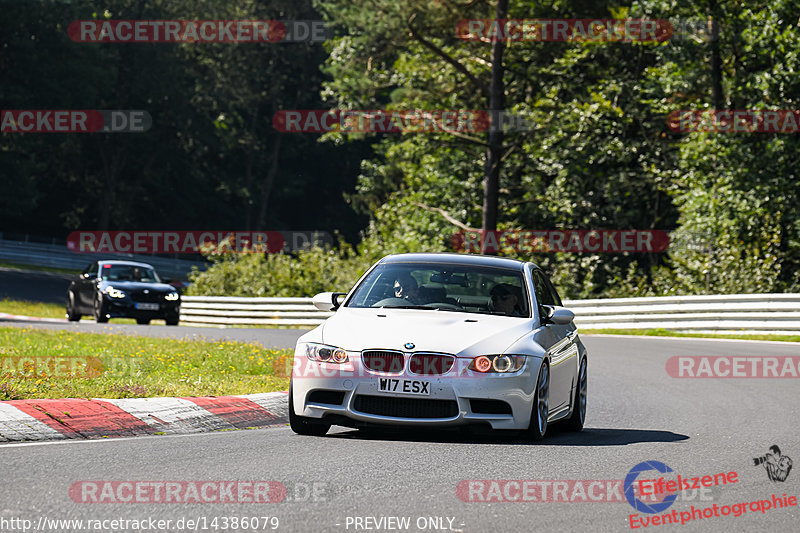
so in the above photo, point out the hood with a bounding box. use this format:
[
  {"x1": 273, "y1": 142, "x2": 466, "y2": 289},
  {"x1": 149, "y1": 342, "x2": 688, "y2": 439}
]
[
  {"x1": 99, "y1": 281, "x2": 176, "y2": 292},
  {"x1": 317, "y1": 307, "x2": 533, "y2": 356}
]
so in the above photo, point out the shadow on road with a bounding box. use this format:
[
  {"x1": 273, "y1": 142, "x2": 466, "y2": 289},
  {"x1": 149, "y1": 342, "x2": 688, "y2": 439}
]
[{"x1": 326, "y1": 426, "x2": 689, "y2": 446}]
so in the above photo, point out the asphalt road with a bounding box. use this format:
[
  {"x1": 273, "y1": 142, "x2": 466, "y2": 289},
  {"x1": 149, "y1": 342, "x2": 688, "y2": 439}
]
[
  {"x1": 0, "y1": 267, "x2": 73, "y2": 304},
  {"x1": 2, "y1": 335, "x2": 799, "y2": 532}
]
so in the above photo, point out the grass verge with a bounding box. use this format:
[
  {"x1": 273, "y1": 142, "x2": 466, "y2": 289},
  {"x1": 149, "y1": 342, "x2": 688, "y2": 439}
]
[
  {"x1": 0, "y1": 298, "x2": 67, "y2": 319},
  {"x1": 0, "y1": 261, "x2": 80, "y2": 275},
  {"x1": 582, "y1": 328, "x2": 800, "y2": 343},
  {"x1": 0, "y1": 326, "x2": 291, "y2": 400}
]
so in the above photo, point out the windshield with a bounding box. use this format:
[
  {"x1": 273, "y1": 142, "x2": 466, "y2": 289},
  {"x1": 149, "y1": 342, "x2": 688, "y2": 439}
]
[
  {"x1": 99, "y1": 264, "x2": 161, "y2": 283},
  {"x1": 346, "y1": 262, "x2": 530, "y2": 317}
]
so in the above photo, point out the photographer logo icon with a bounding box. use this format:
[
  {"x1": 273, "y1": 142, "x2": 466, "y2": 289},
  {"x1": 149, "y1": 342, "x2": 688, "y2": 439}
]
[{"x1": 753, "y1": 445, "x2": 793, "y2": 482}]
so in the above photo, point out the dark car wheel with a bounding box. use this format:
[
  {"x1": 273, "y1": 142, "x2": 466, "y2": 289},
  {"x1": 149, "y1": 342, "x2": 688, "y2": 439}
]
[
  {"x1": 66, "y1": 292, "x2": 81, "y2": 322},
  {"x1": 165, "y1": 316, "x2": 179, "y2": 326},
  {"x1": 136, "y1": 318, "x2": 151, "y2": 325},
  {"x1": 564, "y1": 357, "x2": 587, "y2": 432},
  {"x1": 524, "y1": 361, "x2": 549, "y2": 441},
  {"x1": 94, "y1": 296, "x2": 109, "y2": 323},
  {"x1": 289, "y1": 385, "x2": 330, "y2": 436}
]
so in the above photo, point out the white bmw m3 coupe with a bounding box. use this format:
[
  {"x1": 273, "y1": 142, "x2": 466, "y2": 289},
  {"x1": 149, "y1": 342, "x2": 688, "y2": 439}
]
[{"x1": 289, "y1": 253, "x2": 588, "y2": 440}]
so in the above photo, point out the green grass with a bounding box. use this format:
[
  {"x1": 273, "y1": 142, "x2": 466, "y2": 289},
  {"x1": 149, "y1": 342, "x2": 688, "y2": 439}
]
[
  {"x1": 0, "y1": 298, "x2": 68, "y2": 319},
  {"x1": 0, "y1": 261, "x2": 80, "y2": 275},
  {"x1": 0, "y1": 326, "x2": 292, "y2": 400},
  {"x1": 582, "y1": 328, "x2": 800, "y2": 343}
]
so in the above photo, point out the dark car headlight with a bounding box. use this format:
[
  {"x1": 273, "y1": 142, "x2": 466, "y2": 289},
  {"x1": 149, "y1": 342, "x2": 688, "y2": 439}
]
[
  {"x1": 104, "y1": 286, "x2": 126, "y2": 299},
  {"x1": 165, "y1": 292, "x2": 180, "y2": 301}
]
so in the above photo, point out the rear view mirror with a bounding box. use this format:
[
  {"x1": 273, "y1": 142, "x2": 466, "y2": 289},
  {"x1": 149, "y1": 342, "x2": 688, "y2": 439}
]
[{"x1": 540, "y1": 305, "x2": 574, "y2": 325}]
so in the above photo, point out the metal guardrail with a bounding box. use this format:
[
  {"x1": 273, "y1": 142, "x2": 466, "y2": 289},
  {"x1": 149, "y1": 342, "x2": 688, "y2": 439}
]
[
  {"x1": 179, "y1": 293, "x2": 800, "y2": 333},
  {"x1": 0, "y1": 237, "x2": 206, "y2": 280}
]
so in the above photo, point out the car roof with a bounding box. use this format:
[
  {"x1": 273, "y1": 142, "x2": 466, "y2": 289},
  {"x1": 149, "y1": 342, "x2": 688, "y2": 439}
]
[
  {"x1": 380, "y1": 252, "x2": 533, "y2": 271},
  {"x1": 95, "y1": 260, "x2": 156, "y2": 269}
]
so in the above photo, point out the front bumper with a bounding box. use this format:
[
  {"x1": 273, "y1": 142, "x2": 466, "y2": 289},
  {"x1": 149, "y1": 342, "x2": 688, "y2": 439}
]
[
  {"x1": 104, "y1": 298, "x2": 180, "y2": 319},
  {"x1": 291, "y1": 353, "x2": 541, "y2": 430}
]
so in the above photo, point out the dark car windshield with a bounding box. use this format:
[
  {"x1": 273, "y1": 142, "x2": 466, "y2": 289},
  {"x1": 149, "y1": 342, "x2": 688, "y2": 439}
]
[
  {"x1": 346, "y1": 262, "x2": 530, "y2": 317},
  {"x1": 99, "y1": 264, "x2": 161, "y2": 283}
]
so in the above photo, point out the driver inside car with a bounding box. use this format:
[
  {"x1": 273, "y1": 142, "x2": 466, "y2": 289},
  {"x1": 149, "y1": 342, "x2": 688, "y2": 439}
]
[
  {"x1": 489, "y1": 283, "x2": 524, "y2": 316},
  {"x1": 393, "y1": 274, "x2": 419, "y2": 303}
]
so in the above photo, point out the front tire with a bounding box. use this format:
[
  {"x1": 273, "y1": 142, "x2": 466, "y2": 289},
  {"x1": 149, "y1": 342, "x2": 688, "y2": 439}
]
[
  {"x1": 165, "y1": 316, "x2": 179, "y2": 326},
  {"x1": 66, "y1": 292, "x2": 81, "y2": 322},
  {"x1": 136, "y1": 318, "x2": 151, "y2": 325},
  {"x1": 564, "y1": 357, "x2": 587, "y2": 431},
  {"x1": 94, "y1": 295, "x2": 109, "y2": 323},
  {"x1": 289, "y1": 385, "x2": 330, "y2": 436},
  {"x1": 524, "y1": 361, "x2": 550, "y2": 441}
]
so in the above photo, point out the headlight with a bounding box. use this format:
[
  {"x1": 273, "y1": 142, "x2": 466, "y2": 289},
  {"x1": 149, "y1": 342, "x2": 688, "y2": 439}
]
[
  {"x1": 303, "y1": 343, "x2": 349, "y2": 364},
  {"x1": 469, "y1": 355, "x2": 526, "y2": 373},
  {"x1": 104, "y1": 286, "x2": 126, "y2": 299},
  {"x1": 165, "y1": 292, "x2": 180, "y2": 301}
]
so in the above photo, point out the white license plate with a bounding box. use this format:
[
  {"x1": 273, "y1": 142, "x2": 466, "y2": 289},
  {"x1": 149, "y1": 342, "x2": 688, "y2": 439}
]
[
  {"x1": 378, "y1": 378, "x2": 430, "y2": 395},
  {"x1": 135, "y1": 303, "x2": 159, "y2": 311}
]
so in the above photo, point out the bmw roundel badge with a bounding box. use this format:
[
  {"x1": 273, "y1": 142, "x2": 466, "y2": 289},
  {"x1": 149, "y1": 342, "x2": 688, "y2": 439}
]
[{"x1": 404, "y1": 342, "x2": 415, "y2": 350}]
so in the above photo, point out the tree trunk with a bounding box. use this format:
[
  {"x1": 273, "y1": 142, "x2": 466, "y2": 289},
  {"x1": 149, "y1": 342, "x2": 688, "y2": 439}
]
[
  {"x1": 481, "y1": 0, "x2": 508, "y2": 252},
  {"x1": 255, "y1": 134, "x2": 283, "y2": 228}
]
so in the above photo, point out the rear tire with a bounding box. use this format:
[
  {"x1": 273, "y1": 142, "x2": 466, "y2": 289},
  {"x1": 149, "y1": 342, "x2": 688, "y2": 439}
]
[
  {"x1": 524, "y1": 361, "x2": 549, "y2": 441},
  {"x1": 564, "y1": 357, "x2": 587, "y2": 432},
  {"x1": 289, "y1": 385, "x2": 330, "y2": 436},
  {"x1": 66, "y1": 292, "x2": 81, "y2": 322}
]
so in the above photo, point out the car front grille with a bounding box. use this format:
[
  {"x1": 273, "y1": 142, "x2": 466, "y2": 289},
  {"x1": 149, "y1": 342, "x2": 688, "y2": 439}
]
[
  {"x1": 362, "y1": 350, "x2": 405, "y2": 373},
  {"x1": 129, "y1": 290, "x2": 165, "y2": 303},
  {"x1": 409, "y1": 353, "x2": 454, "y2": 375},
  {"x1": 353, "y1": 395, "x2": 458, "y2": 419}
]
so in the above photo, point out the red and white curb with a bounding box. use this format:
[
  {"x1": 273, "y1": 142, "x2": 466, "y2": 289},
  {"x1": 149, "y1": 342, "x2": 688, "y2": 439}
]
[{"x1": 0, "y1": 392, "x2": 288, "y2": 442}]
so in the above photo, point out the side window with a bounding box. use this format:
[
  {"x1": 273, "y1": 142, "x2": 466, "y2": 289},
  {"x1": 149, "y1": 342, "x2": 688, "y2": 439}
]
[
  {"x1": 543, "y1": 275, "x2": 563, "y2": 306},
  {"x1": 532, "y1": 270, "x2": 556, "y2": 307},
  {"x1": 81, "y1": 263, "x2": 95, "y2": 276}
]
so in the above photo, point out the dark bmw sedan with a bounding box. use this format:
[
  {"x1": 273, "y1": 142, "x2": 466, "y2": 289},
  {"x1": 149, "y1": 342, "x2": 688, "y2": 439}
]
[{"x1": 66, "y1": 260, "x2": 181, "y2": 325}]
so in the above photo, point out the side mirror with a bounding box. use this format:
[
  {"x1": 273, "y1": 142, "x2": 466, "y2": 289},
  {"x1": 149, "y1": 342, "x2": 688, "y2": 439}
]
[
  {"x1": 312, "y1": 292, "x2": 347, "y2": 311},
  {"x1": 540, "y1": 305, "x2": 574, "y2": 325}
]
